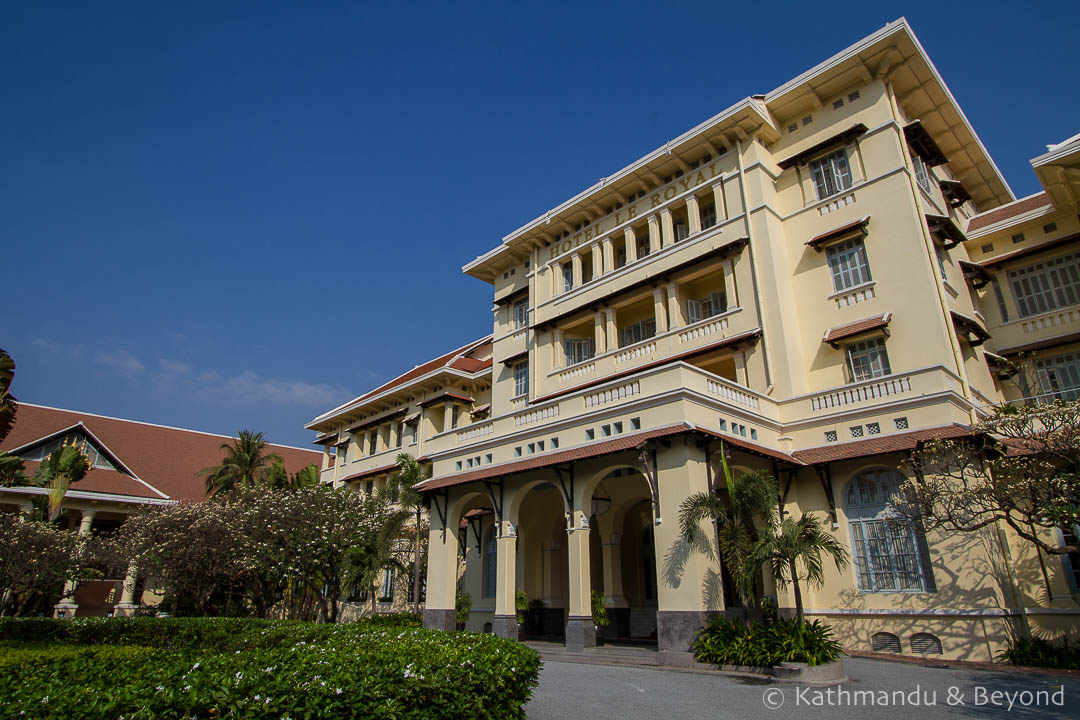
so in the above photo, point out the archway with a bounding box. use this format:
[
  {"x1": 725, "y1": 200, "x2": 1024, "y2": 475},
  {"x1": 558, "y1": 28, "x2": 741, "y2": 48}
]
[{"x1": 514, "y1": 481, "x2": 570, "y2": 640}]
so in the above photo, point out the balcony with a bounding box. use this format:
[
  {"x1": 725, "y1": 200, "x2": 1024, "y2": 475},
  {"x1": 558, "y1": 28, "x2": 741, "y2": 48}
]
[
  {"x1": 794, "y1": 365, "x2": 963, "y2": 418},
  {"x1": 549, "y1": 305, "x2": 757, "y2": 394},
  {"x1": 990, "y1": 304, "x2": 1080, "y2": 355}
]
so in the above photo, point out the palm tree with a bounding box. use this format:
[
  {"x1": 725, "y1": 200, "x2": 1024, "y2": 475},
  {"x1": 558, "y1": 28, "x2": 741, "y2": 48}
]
[
  {"x1": 197, "y1": 430, "x2": 282, "y2": 498},
  {"x1": 266, "y1": 460, "x2": 320, "y2": 490},
  {"x1": 0, "y1": 348, "x2": 18, "y2": 442},
  {"x1": 744, "y1": 513, "x2": 850, "y2": 622},
  {"x1": 391, "y1": 453, "x2": 429, "y2": 614},
  {"x1": 679, "y1": 442, "x2": 779, "y2": 606},
  {"x1": 33, "y1": 440, "x2": 91, "y2": 522}
]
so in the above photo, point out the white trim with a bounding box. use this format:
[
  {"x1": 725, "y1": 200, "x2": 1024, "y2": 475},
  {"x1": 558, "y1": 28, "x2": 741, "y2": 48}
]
[
  {"x1": 965, "y1": 197, "x2": 1056, "y2": 238},
  {"x1": 0, "y1": 485, "x2": 174, "y2": 506}
]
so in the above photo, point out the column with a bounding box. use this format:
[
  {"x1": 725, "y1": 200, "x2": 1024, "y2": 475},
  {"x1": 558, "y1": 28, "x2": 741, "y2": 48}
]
[
  {"x1": 660, "y1": 208, "x2": 674, "y2": 248},
  {"x1": 722, "y1": 258, "x2": 739, "y2": 308},
  {"x1": 113, "y1": 562, "x2": 140, "y2": 616},
  {"x1": 601, "y1": 237, "x2": 614, "y2": 273},
  {"x1": 492, "y1": 521, "x2": 519, "y2": 640},
  {"x1": 666, "y1": 281, "x2": 685, "y2": 329},
  {"x1": 543, "y1": 540, "x2": 561, "y2": 607},
  {"x1": 652, "y1": 444, "x2": 721, "y2": 665},
  {"x1": 712, "y1": 182, "x2": 727, "y2": 221},
  {"x1": 56, "y1": 510, "x2": 95, "y2": 617},
  {"x1": 571, "y1": 253, "x2": 583, "y2": 288},
  {"x1": 734, "y1": 351, "x2": 749, "y2": 386},
  {"x1": 625, "y1": 227, "x2": 638, "y2": 263},
  {"x1": 686, "y1": 195, "x2": 702, "y2": 235},
  {"x1": 593, "y1": 311, "x2": 606, "y2": 355},
  {"x1": 648, "y1": 215, "x2": 661, "y2": 254},
  {"x1": 391, "y1": 422, "x2": 401, "y2": 449},
  {"x1": 652, "y1": 287, "x2": 668, "y2": 334},
  {"x1": 601, "y1": 534, "x2": 626, "y2": 608},
  {"x1": 605, "y1": 308, "x2": 618, "y2": 352},
  {"x1": 553, "y1": 328, "x2": 565, "y2": 369},
  {"x1": 565, "y1": 510, "x2": 594, "y2": 650},
  {"x1": 591, "y1": 244, "x2": 603, "y2": 279},
  {"x1": 443, "y1": 403, "x2": 454, "y2": 432},
  {"x1": 18, "y1": 502, "x2": 33, "y2": 522},
  {"x1": 423, "y1": 506, "x2": 459, "y2": 631}
]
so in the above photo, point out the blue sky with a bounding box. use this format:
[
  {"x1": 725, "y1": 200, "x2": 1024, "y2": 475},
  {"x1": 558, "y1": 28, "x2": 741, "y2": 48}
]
[{"x1": 3, "y1": 1, "x2": 1077, "y2": 448}]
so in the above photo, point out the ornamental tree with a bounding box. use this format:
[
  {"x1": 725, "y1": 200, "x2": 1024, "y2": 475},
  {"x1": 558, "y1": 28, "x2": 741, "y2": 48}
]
[
  {"x1": 901, "y1": 398, "x2": 1080, "y2": 557},
  {"x1": 0, "y1": 514, "x2": 94, "y2": 616}
]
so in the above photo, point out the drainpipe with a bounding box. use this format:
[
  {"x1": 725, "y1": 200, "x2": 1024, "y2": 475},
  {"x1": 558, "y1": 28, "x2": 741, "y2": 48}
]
[
  {"x1": 884, "y1": 78, "x2": 977, "y2": 425},
  {"x1": 731, "y1": 131, "x2": 773, "y2": 389}
]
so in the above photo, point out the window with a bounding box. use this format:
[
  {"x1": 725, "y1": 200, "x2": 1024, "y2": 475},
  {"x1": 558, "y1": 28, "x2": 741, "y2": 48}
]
[
  {"x1": 549, "y1": 438, "x2": 558, "y2": 449},
  {"x1": 1045, "y1": 222, "x2": 1058, "y2": 234},
  {"x1": 636, "y1": 235, "x2": 650, "y2": 258},
  {"x1": 911, "y1": 151, "x2": 933, "y2": 195},
  {"x1": 562, "y1": 263, "x2": 574, "y2": 292},
  {"x1": 934, "y1": 243, "x2": 948, "y2": 281},
  {"x1": 513, "y1": 299, "x2": 528, "y2": 329},
  {"x1": 527, "y1": 443, "x2": 535, "y2": 454},
  {"x1": 514, "y1": 446, "x2": 522, "y2": 457},
  {"x1": 396, "y1": 422, "x2": 404, "y2": 448},
  {"x1": 894, "y1": 416, "x2": 909, "y2": 430},
  {"x1": 1012, "y1": 232, "x2": 1025, "y2": 244},
  {"x1": 368, "y1": 431, "x2": 377, "y2": 456},
  {"x1": 846, "y1": 469, "x2": 935, "y2": 593},
  {"x1": 630, "y1": 417, "x2": 641, "y2": 430},
  {"x1": 621, "y1": 318, "x2": 656, "y2": 347},
  {"x1": 451, "y1": 405, "x2": 460, "y2": 429},
  {"x1": 483, "y1": 530, "x2": 497, "y2": 598},
  {"x1": 585, "y1": 429, "x2": 595, "y2": 440},
  {"x1": 687, "y1": 291, "x2": 728, "y2": 323},
  {"x1": 1037, "y1": 353, "x2": 1080, "y2": 401},
  {"x1": 564, "y1": 338, "x2": 595, "y2": 366},
  {"x1": 537, "y1": 440, "x2": 544, "y2": 451},
  {"x1": 406, "y1": 423, "x2": 417, "y2": 445},
  {"x1": 826, "y1": 238, "x2": 872, "y2": 292},
  {"x1": 675, "y1": 223, "x2": 690, "y2": 242},
  {"x1": 616, "y1": 247, "x2": 626, "y2": 268},
  {"x1": 613, "y1": 422, "x2": 623, "y2": 434},
  {"x1": 810, "y1": 149, "x2": 853, "y2": 200},
  {"x1": 379, "y1": 568, "x2": 395, "y2": 602},
  {"x1": 338, "y1": 445, "x2": 347, "y2": 465},
  {"x1": 701, "y1": 204, "x2": 717, "y2": 230},
  {"x1": 1008, "y1": 253, "x2": 1080, "y2": 318},
  {"x1": 513, "y1": 361, "x2": 528, "y2": 397},
  {"x1": 601, "y1": 424, "x2": 611, "y2": 437},
  {"x1": 847, "y1": 338, "x2": 891, "y2": 381}
]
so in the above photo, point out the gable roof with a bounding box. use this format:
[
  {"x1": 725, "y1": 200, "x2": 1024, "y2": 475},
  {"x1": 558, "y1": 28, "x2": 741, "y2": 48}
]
[
  {"x1": 966, "y1": 192, "x2": 1052, "y2": 233},
  {"x1": 306, "y1": 336, "x2": 492, "y2": 429},
  {"x1": 1, "y1": 404, "x2": 322, "y2": 502}
]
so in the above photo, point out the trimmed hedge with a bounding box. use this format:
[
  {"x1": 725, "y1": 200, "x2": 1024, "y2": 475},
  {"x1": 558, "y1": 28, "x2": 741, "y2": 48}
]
[
  {"x1": 0, "y1": 616, "x2": 540, "y2": 719},
  {"x1": 692, "y1": 617, "x2": 843, "y2": 668}
]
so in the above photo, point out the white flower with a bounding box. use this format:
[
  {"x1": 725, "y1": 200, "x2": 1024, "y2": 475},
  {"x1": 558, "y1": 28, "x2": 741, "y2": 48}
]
[
  {"x1": 155, "y1": 685, "x2": 165, "y2": 692},
  {"x1": 192, "y1": 662, "x2": 200, "y2": 670},
  {"x1": 335, "y1": 688, "x2": 343, "y2": 695}
]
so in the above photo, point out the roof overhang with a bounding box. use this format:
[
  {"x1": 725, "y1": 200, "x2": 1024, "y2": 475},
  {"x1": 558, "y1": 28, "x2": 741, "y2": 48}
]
[
  {"x1": 822, "y1": 313, "x2": 892, "y2": 347},
  {"x1": 1031, "y1": 132, "x2": 1080, "y2": 212},
  {"x1": 806, "y1": 216, "x2": 870, "y2": 251},
  {"x1": 903, "y1": 120, "x2": 948, "y2": 166},
  {"x1": 950, "y1": 311, "x2": 990, "y2": 347},
  {"x1": 939, "y1": 179, "x2": 972, "y2": 209},
  {"x1": 777, "y1": 124, "x2": 867, "y2": 170},
  {"x1": 926, "y1": 213, "x2": 967, "y2": 249},
  {"x1": 978, "y1": 231, "x2": 1080, "y2": 269},
  {"x1": 958, "y1": 259, "x2": 991, "y2": 289}
]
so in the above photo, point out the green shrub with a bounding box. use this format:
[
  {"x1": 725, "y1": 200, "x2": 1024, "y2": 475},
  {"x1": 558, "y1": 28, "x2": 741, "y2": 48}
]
[
  {"x1": 692, "y1": 617, "x2": 843, "y2": 668},
  {"x1": 591, "y1": 591, "x2": 609, "y2": 629},
  {"x1": 1000, "y1": 636, "x2": 1080, "y2": 669},
  {"x1": 0, "y1": 617, "x2": 540, "y2": 719},
  {"x1": 456, "y1": 591, "x2": 472, "y2": 628}
]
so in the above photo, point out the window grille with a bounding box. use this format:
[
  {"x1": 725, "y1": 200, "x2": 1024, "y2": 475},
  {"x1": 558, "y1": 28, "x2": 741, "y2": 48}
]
[
  {"x1": 910, "y1": 633, "x2": 943, "y2": 654},
  {"x1": 871, "y1": 632, "x2": 901, "y2": 653}
]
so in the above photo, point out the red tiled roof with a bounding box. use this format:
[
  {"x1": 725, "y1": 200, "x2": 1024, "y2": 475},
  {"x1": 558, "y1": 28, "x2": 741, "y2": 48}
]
[
  {"x1": 791, "y1": 424, "x2": 972, "y2": 464},
  {"x1": 966, "y1": 192, "x2": 1051, "y2": 232},
  {"x1": 16, "y1": 461, "x2": 166, "y2": 500},
  {"x1": 309, "y1": 337, "x2": 492, "y2": 427},
  {"x1": 822, "y1": 313, "x2": 891, "y2": 345},
  {"x1": 1, "y1": 404, "x2": 322, "y2": 502},
  {"x1": 806, "y1": 216, "x2": 870, "y2": 249},
  {"x1": 416, "y1": 422, "x2": 799, "y2": 493}
]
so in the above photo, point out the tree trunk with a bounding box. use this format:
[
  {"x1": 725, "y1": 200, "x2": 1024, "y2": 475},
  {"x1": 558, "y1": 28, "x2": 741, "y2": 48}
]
[
  {"x1": 790, "y1": 559, "x2": 803, "y2": 622},
  {"x1": 413, "y1": 506, "x2": 422, "y2": 615}
]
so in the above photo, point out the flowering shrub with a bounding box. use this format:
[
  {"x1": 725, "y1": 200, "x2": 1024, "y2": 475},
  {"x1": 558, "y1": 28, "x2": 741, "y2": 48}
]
[
  {"x1": 0, "y1": 616, "x2": 539, "y2": 719},
  {"x1": 692, "y1": 617, "x2": 843, "y2": 668}
]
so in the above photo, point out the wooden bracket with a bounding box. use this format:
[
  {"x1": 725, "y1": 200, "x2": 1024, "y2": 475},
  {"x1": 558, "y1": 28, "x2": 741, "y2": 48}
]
[
  {"x1": 553, "y1": 465, "x2": 575, "y2": 528},
  {"x1": 636, "y1": 443, "x2": 662, "y2": 523},
  {"x1": 431, "y1": 488, "x2": 449, "y2": 541},
  {"x1": 815, "y1": 465, "x2": 838, "y2": 525}
]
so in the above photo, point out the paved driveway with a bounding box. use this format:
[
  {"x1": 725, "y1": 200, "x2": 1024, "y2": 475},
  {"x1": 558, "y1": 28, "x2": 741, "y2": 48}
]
[{"x1": 526, "y1": 657, "x2": 1080, "y2": 720}]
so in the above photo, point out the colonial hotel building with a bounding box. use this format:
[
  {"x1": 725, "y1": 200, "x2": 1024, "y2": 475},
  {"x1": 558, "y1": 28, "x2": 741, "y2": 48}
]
[{"x1": 308, "y1": 19, "x2": 1080, "y2": 663}]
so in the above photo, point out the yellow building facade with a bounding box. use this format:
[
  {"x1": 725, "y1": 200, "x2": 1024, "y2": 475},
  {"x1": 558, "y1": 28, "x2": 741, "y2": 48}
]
[{"x1": 307, "y1": 18, "x2": 1080, "y2": 663}]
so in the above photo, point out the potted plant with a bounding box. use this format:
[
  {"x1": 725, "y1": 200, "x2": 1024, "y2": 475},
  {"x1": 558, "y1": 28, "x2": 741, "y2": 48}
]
[
  {"x1": 515, "y1": 589, "x2": 529, "y2": 640},
  {"x1": 591, "y1": 590, "x2": 609, "y2": 646}
]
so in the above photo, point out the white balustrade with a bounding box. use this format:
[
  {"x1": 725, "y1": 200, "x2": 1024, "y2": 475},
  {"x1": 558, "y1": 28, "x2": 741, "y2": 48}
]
[
  {"x1": 705, "y1": 378, "x2": 760, "y2": 410},
  {"x1": 1022, "y1": 308, "x2": 1080, "y2": 334},
  {"x1": 614, "y1": 342, "x2": 656, "y2": 364},
  {"x1": 514, "y1": 404, "x2": 559, "y2": 427},
  {"x1": 679, "y1": 317, "x2": 729, "y2": 343},
  {"x1": 457, "y1": 423, "x2": 494, "y2": 443},
  {"x1": 583, "y1": 381, "x2": 640, "y2": 409},
  {"x1": 819, "y1": 193, "x2": 856, "y2": 215},
  {"x1": 811, "y1": 376, "x2": 912, "y2": 411}
]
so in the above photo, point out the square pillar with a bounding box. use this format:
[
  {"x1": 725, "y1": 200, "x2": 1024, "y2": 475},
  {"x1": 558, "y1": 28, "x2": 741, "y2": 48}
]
[
  {"x1": 443, "y1": 403, "x2": 455, "y2": 432},
  {"x1": 113, "y1": 562, "x2": 140, "y2": 616},
  {"x1": 660, "y1": 208, "x2": 674, "y2": 248},
  {"x1": 712, "y1": 182, "x2": 727, "y2": 221},
  {"x1": 605, "y1": 308, "x2": 618, "y2": 351},
  {"x1": 565, "y1": 511, "x2": 595, "y2": 650},
  {"x1": 571, "y1": 253, "x2": 583, "y2": 288},
  {"x1": 601, "y1": 237, "x2": 614, "y2": 273},
  {"x1": 591, "y1": 244, "x2": 603, "y2": 279},
  {"x1": 493, "y1": 524, "x2": 519, "y2": 640},
  {"x1": 734, "y1": 351, "x2": 749, "y2": 386},
  {"x1": 652, "y1": 287, "x2": 668, "y2": 334},
  {"x1": 593, "y1": 311, "x2": 607, "y2": 354},
  {"x1": 553, "y1": 328, "x2": 565, "y2": 369},
  {"x1": 666, "y1": 281, "x2": 686, "y2": 329},
  {"x1": 648, "y1": 216, "x2": 661, "y2": 254},
  {"x1": 423, "y1": 504, "x2": 460, "y2": 632},
  {"x1": 652, "y1": 443, "x2": 722, "y2": 665},
  {"x1": 601, "y1": 534, "x2": 627, "y2": 608},
  {"x1": 624, "y1": 228, "x2": 638, "y2": 263},
  {"x1": 722, "y1": 258, "x2": 739, "y2": 308},
  {"x1": 686, "y1": 195, "x2": 702, "y2": 235}
]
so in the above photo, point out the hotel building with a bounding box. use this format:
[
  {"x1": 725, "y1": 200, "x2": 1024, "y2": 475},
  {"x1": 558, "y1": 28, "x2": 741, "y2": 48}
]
[{"x1": 306, "y1": 18, "x2": 1080, "y2": 663}]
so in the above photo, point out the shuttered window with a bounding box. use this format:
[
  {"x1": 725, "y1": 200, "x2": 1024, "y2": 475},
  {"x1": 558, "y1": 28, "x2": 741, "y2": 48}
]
[
  {"x1": 1008, "y1": 253, "x2": 1080, "y2": 318},
  {"x1": 847, "y1": 470, "x2": 935, "y2": 593},
  {"x1": 1037, "y1": 353, "x2": 1080, "y2": 402},
  {"x1": 826, "y1": 237, "x2": 872, "y2": 292},
  {"x1": 810, "y1": 149, "x2": 853, "y2": 199}
]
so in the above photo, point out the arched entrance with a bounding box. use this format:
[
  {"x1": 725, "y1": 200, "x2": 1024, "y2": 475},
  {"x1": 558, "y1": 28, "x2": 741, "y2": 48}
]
[{"x1": 516, "y1": 482, "x2": 570, "y2": 641}]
